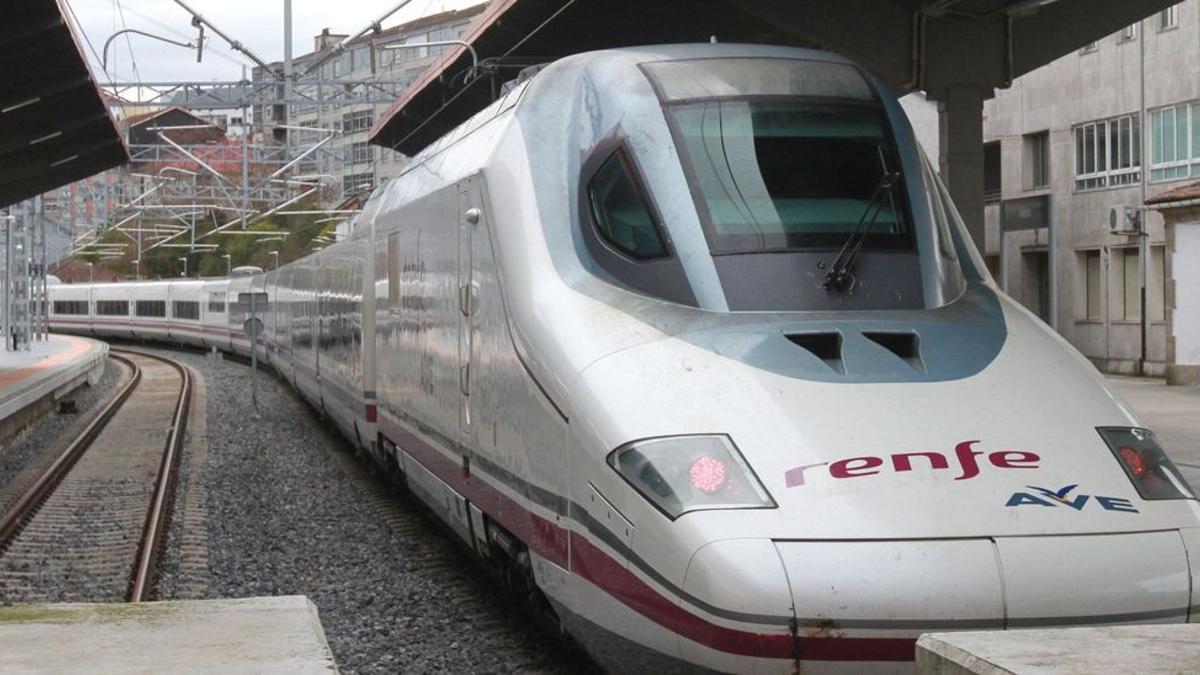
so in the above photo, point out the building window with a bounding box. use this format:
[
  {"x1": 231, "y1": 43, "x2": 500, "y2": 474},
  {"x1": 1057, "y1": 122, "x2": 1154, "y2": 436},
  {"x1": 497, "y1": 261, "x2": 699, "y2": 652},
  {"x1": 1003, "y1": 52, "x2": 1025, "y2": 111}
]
[
  {"x1": 96, "y1": 300, "x2": 129, "y2": 316},
  {"x1": 1150, "y1": 103, "x2": 1200, "y2": 181},
  {"x1": 296, "y1": 120, "x2": 319, "y2": 144},
  {"x1": 390, "y1": 35, "x2": 429, "y2": 62},
  {"x1": 1083, "y1": 250, "x2": 1102, "y2": 320},
  {"x1": 427, "y1": 26, "x2": 454, "y2": 58},
  {"x1": 351, "y1": 47, "x2": 369, "y2": 73},
  {"x1": 1161, "y1": 5, "x2": 1179, "y2": 31},
  {"x1": 983, "y1": 142, "x2": 1002, "y2": 203},
  {"x1": 1024, "y1": 131, "x2": 1050, "y2": 190},
  {"x1": 344, "y1": 172, "x2": 374, "y2": 195},
  {"x1": 173, "y1": 301, "x2": 200, "y2": 321},
  {"x1": 346, "y1": 141, "x2": 373, "y2": 165},
  {"x1": 342, "y1": 109, "x2": 373, "y2": 134},
  {"x1": 52, "y1": 300, "x2": 88, "y2": 315},
  {"x1": 1119, "y1": 24, "x2": 1137, "y2": 42},
  {"x1": 1073, "y1": 115, "x2": 1140, "y2": 190},
  {"x1": 136, "y1": 300, "x2": 166, "y2": 318}
]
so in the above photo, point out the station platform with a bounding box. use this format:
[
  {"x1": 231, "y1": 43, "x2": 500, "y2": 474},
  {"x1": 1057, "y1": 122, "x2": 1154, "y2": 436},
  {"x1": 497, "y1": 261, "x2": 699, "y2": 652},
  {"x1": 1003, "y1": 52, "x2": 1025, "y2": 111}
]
[
  {"x1": 917, "y1": 624, "x2": 1200, "y2": 674},
  {"x1": 1107, "y1": 375, "x2": 1200, "y2": 488},
  {"x1": 0, "y1": 596, "x2": 338, "y2": 673},
  {"x1": 0, "y1": 335, "x2": 107, "y2": 445}
]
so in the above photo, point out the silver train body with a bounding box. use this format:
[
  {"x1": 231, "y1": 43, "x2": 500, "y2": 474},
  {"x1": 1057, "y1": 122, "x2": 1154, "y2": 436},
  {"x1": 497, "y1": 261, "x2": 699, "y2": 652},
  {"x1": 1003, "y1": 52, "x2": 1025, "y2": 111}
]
[{"x1": 51, "y1": 45, "x2": 1200, "y2": 672}]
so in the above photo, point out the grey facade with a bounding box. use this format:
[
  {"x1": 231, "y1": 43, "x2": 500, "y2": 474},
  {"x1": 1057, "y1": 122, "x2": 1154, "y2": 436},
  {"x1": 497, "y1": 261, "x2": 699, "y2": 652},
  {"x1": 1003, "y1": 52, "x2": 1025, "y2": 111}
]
[
  {"x1": 253, "y1": 5, "x2": 486, "y2": 202},
  {"x1": 983, "y1": 2, "x2": 1197, "y2": 375}
]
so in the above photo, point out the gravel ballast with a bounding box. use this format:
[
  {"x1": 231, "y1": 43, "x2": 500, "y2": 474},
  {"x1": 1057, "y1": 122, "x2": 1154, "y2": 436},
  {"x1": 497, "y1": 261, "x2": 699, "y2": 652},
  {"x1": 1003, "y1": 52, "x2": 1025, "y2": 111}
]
[{"x1": 143, "y1": 347, "x2": 589, "y2": 674}]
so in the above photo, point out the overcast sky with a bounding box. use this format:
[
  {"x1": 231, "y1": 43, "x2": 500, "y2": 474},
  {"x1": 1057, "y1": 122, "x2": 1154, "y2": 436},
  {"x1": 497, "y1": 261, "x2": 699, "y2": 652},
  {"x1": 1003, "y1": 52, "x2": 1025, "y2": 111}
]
[{"x1": 70, "y1": 0, "x2": 482, "y2": 82}]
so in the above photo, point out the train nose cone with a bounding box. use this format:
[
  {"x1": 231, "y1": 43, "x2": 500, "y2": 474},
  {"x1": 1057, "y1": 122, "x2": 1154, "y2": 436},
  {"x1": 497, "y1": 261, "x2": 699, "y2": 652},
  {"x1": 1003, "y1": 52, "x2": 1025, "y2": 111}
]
[
  {"x1": 774, "y1": 539, "x2": 1004, "y2": 663},
  {"x1": 993, "y1": 531, "x2": 1191, "y2": 625},
  {"x1": 684, "y1": 532, "x2": 1195, "y2": 669},
  {"x1": 679, "y1": 539, "x2": 795, "y2": 670}
]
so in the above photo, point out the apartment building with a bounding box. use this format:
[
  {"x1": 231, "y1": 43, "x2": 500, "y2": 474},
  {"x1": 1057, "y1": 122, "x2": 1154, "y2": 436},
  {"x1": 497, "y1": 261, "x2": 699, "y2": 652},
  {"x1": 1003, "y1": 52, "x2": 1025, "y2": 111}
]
[
  {"x1": 254, "y1": 4, "x2": 486, "y2": 201},
  {"x1": 982, "y1": 2, "x2": 1199, "y2": 375}
]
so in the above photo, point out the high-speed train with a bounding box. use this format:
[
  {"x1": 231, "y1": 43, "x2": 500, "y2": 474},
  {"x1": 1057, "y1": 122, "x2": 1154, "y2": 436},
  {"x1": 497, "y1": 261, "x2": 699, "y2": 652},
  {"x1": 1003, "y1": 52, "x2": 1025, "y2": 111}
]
[{"x1": 51, "y1": 44, "x2": 1200, "y2": 673}]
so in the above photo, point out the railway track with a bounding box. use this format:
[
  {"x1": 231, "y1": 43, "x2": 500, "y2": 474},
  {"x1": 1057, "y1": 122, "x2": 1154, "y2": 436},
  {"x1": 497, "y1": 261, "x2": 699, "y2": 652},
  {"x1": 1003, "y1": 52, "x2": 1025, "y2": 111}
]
[{"x1": 0, "y1": 349, "x2": 192, "y2": 604}]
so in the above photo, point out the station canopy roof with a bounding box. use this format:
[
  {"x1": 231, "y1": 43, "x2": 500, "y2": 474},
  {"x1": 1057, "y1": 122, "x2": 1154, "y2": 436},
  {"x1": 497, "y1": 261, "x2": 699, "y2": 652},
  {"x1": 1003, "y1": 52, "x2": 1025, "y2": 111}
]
[
  {"x1": 370, "y1": 0, "x2": 1178, "y2": 155},
  {"x1": 0, "y1": 0, "x2": 128, "y2": 208}
]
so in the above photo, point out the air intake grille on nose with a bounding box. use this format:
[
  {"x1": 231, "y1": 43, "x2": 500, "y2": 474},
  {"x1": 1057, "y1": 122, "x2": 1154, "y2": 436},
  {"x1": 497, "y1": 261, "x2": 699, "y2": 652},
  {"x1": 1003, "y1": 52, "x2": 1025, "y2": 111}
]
[
  {"x1": 786, "y1": 332, "x2": 843, "y2": 373},
  {"x1": 864, "y1": 331, "x2": 924, "y2": 372}
]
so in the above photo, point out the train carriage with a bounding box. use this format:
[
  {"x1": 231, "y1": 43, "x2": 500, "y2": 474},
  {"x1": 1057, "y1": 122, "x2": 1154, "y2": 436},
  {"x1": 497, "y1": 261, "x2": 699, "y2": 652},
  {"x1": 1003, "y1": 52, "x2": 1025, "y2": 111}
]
[
  {"x1": 124, "y1": 282, "x2": 174, "y2": 342},
  {"x1": 89, "y1": 283, "x2": 135, "y2": 339},
  {"x1": 267, "y1": 266, "x2": 296, "y2": 385},
  {"x1": 199, "y1": 279, "x2": 231, "y2": 350},
  {"x1": 166, "y1": 280, "x2": 205, "y2": 347},
  {"x1": 48, "y1": 283, "x2": 92, "y2": 335}
]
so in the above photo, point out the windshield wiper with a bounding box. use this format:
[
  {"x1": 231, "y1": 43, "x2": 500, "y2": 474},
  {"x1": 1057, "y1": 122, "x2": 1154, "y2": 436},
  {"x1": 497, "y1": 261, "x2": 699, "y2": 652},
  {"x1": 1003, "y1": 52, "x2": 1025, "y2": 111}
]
[{"x1": 821, "y1": 164, "x2": 902, "y2": 294}]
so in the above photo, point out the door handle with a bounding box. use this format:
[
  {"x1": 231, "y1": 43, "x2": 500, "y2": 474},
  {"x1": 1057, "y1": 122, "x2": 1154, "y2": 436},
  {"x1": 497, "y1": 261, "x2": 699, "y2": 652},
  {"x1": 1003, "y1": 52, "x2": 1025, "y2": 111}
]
[{"x1": 459, "y1": 284, "x2": 471, "y2": 316}]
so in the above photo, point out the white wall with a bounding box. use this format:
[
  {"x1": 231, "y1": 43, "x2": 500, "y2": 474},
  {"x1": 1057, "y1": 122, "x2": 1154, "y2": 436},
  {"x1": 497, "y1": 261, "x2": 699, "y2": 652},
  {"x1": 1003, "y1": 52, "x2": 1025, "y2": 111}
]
[{"x1": 1174, "y1": 223, "x2": 1200, "y2": 365}]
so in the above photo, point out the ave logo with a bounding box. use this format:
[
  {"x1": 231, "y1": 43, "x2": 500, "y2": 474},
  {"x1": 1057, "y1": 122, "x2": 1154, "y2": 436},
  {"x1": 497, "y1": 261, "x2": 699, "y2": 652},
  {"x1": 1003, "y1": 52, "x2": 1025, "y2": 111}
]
[{"x1": 1006, "y1": 484, "x2": 1138, "y2": 513}]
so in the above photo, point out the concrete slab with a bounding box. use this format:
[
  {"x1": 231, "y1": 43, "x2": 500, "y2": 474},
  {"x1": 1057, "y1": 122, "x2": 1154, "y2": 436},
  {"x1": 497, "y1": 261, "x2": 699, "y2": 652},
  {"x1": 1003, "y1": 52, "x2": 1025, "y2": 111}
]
[
  {"x1": 917, "y1": 624, "x2": 1200, "y2": 674},
  {"x1": 0, "y1": 596, "x2": 338, "y2": 674},
  {"x1": 1108, "y1": 376, "x2": 1200, "y2": 489},
  {"x1": 0, "y1": 335, "x2": 107, "y2": 445}
]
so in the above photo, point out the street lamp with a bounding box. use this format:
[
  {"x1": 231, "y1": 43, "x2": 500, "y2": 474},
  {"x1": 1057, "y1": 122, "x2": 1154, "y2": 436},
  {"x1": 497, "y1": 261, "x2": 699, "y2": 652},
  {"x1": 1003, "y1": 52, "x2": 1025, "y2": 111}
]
[
  {"x1": 222, "y1": 253, "x2": 231, "y2": 276},
  {"x1": 268, "y1": 250, "x2": 279, "y2": 269},
  {"x1": 178, "y1": 256, "x2": 188, "y2": 277}
]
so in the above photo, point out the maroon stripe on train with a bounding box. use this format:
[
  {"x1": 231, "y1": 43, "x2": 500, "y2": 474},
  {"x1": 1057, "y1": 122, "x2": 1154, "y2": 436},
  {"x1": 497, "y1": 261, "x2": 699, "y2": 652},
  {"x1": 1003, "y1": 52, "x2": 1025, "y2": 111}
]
[
  {"x1": 378, "y1": 413, "x2": 570, "y2": 567},
  {"x1": 377, "y1": 411, "x2": 915, "y2": 662}
]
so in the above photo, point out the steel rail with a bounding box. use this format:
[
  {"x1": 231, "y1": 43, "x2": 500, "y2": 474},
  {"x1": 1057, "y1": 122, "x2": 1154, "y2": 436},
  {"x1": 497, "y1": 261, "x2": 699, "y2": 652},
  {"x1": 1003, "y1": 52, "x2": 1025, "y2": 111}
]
[
  {"x1": 0, "y1": 349, "x2": 194, "y2": 604},
  {"x1": 0, "y1": 354, "x2": 143, "y2": 549},
  {"x1": 123, "y1": 349, "x2": 193, "y2": 603}
]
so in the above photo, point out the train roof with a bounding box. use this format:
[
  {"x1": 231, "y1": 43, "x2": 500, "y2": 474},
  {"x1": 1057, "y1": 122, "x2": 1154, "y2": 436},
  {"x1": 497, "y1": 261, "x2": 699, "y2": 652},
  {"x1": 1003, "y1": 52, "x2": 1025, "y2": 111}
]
[{"x1": 367, "y1": 43, "x2": 864, "y2": 224}]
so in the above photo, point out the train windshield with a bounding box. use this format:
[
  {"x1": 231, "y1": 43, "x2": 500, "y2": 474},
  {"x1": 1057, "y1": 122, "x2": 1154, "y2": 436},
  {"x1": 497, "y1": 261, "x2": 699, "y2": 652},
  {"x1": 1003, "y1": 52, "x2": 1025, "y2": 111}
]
[
  {"x1": 645, "y1": 58, "x2": 912, "y2": 256},
  {"x1": 669, "y1": 100, "x2": 912, "y2": 255}
]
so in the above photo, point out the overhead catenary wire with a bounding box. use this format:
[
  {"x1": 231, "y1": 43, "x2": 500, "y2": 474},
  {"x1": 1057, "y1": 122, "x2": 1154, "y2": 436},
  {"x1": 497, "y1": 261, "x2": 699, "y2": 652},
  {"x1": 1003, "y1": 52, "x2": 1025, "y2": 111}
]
[
  {"x1": 62, "y1": 0, "x2": 107, "y2": 73},
  {"x1": 119, "y1": 3, "x2": 249, "y2": 70},
  {"x1": 172, "y1": 0, "x2": 283, "y2": 79},
  {"x1": 115, "y1": 0, "x2": 143, "y2": 86}
]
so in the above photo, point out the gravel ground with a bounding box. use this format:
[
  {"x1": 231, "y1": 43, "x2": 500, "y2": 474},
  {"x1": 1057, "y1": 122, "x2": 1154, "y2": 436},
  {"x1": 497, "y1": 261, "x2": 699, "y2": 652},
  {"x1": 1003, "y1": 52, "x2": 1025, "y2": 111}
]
[
  {"x1": 139, "y1": 346, "x2": 590, "y2": 674},
  {"x1": 0, "y1": 359, "x2": 123, "y2": 496}
]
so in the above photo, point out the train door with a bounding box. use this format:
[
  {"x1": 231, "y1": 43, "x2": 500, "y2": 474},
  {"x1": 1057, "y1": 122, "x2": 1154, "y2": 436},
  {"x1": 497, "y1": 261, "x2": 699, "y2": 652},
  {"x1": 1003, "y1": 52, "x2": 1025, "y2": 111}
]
[
  {"x1": 313, "y1": 259, "x2": 321, "y2": 385},
  {"x1": 457, "y1": 185, "x2": 477, "y2": 450}
]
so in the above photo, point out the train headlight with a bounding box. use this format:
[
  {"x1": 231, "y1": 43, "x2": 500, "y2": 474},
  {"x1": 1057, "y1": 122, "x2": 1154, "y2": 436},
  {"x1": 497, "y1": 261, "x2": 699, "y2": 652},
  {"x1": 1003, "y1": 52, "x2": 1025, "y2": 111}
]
[
  {"x1": 607, "y1": 435, "x2": 776, "y2": 519},
  {"x1": 1098, "y1": 427, "x2": 1196, "y2": 500}
]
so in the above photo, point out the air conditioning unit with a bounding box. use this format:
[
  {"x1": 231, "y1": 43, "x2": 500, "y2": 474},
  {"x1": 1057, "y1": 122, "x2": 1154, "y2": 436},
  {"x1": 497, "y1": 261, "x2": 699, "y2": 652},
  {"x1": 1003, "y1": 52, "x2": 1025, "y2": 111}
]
[{"x1": 1109, "y1": 206, "x2": 1141, "y2": 235}]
